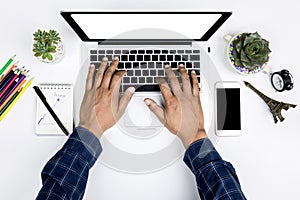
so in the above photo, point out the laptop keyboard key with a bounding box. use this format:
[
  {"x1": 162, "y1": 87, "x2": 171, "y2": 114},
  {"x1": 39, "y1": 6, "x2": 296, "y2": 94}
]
[
  {"x1": 186, "y1": 62, "x2": 192, "y2": 68},
  {"x1": 127, "y1": 70, "x2": 134, "y2": 76},
  {"x1": 177, "y1": 50, "x2": 184, "y2": 54},
  {"x1": 140, "y1": 62, "x2": 147, "y2": 68},
  {"x1": 122, "y1": 50, "x2": 129, "y2": 54},
  {"x1": 106, "y1": 50, "x2": 113, "y2": 54},
  {"x1": 125, "y1": 62, "x2": 132, "y2": 69},
  {"x1": 157, "y1": 69, "x2": 164, "y2": 76},
  {"x1": 138, "y1": 50, "x2": 145, "y2": 54},
  {"x1": 162, "y1": 50, "x2": 168, "y2": 54},
  {"x1": 175, "y1": 55, "x2": 181, "y2": 61},
  {"x1": 90, "y1": 50, "x2": 97, "y2": 54},
  {"x1": 131, "y1": 77, "x2": 137, "y2": 83},
  {"x1": 167, "y1": 55, "x2": 173, "y2": 61},
  {"x1": 137, "y1": 55, "x2": 143, "y2": 61},
  {"x1": 193, "y1": 49, "x2": 200, "y2": 53},
  {"x1": 143, "y1": 70, "x2": 149, "y2": 76},
  {"x1": 114, "y1": 50, "x2": 121, "y2": 54},
  {"x1": 194, "y1": 62, "x2": 200, "y2": 68},
  {"x1": 129, "y1": 55, "x2": 135, "y2": 61},
  {"x1": 139, "y1": 77, "x2": 145, "y2": 83},
  {"x1": 152, "y1": 55, "x2": 158, "y2": 61},
  {"x1": 148, "y1": 62, "x2": 155, "y2": 68},
  {"x1": 135, "y1": 70, "x2": 141, "y2": 76},
  {"x1": 185, "y1": 50, "x2": 192, "y2": 54},
  {"x1": 182, "y1": 55, "x2": 189, "y2": 61},
  {"x1": 146, "y1": 50, "x2": 153, "y2": 54},
  {"x1": 123, "y1": 77, "x2": 130, "y2": 83},
  {"x1": 144, "y1": 55, "x2": 151, "y2": 61},
  {"x1": 154, "y1": 50, "x2": 160, "y2": 54},
  {"x1": 159, "y1": 55, "x2": 166, "y2": 61},
  {"x1": 150, "y1": 70, "x2": 156, "y2": 76},
  {"x1": 190, "y1": 55, "x2": 200, "y2": 61},
  {"x1": 133, "y1": 62, "x2": 139, "y2": 68},
  {"x1": 146, "y1": 77, "x2": 153, "y2": 83},
  {"x1": 106, "y1": 55, "x2": 113, "y2": 61},
  {"x1": 156, "y1": 62, "x2": 163, "y2": 68},
  {"x1": 121, "y1": 55, "x2": 128, "y2": 61},
  {"x1": 130, "y1": 50, "x2": 137, "y2": 54},
  {"x1": 118, "y1": 62, "x2": 124, "y2": 69},
  {"x1": 98, "y1": 50, "x2": 105, "y2": 54},
  {"x1": 90, "y1": 55, "x2": 97, "y2": 61},
  {"x1": 171, "y1": 62, "x2": 177, "y2": 68}
]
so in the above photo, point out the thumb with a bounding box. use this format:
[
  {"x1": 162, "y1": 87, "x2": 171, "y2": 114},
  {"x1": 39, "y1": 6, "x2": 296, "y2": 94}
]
[{"x1": 144, "y1": 98, "x2": 165, "y2": 123}]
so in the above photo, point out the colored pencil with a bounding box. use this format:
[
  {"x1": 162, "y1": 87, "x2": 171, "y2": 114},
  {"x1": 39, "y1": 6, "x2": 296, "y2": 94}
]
[
  {"x1": 0, "y1": 78, "x2": 33, "y2": 120},
  {"x1": 0, "y1": 67, "x2": 23, "y2": 92},
  {"x1": 0, "y1": 68, "x2": 17, "y2": 90},
  {"x1": 0, "y1": 73, "x2": 26, "y2": 105},
  {"x1": 0, "y1": 69, "x2": 22, "y2": 98},
  {"x1": 0, "y1": 78, "x2": 26, "y2": 110},
  {"x1": 0, "y1": 61, "x2": 19, "y2": 82},
  {"x1": 0, "y1": 55, "x2": 16, "y2": 76}
]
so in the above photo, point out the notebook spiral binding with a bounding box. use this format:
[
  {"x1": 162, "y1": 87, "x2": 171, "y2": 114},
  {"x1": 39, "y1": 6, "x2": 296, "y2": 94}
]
[{"x1": 39, "y1": 83, "x2": 72, "y2": 90}]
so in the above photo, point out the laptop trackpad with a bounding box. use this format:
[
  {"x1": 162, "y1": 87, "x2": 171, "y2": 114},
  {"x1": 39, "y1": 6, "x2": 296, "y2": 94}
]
[{"x1": 124, "y1": 94, "x2": 163, "y2": 127}]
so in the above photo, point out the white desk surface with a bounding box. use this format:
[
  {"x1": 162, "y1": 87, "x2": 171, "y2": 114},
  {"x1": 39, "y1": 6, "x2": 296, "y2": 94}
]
[{"x1": 1, "y1": 0, "x2": 300, "y2": 199}]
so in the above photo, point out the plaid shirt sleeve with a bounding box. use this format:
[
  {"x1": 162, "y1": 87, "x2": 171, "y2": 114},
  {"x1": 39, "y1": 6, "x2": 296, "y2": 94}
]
[
  {"x1": 36, "y1": 126, "x2": 102, "y2": 200},
  {"x1": 183, "y1": 138, "x2": 247, "y2": 200}
]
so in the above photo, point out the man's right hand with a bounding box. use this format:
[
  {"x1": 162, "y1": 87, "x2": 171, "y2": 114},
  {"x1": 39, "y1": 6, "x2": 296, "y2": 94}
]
[{"x1": 144, "y1": 64, "x2": 207, "y2": 148}]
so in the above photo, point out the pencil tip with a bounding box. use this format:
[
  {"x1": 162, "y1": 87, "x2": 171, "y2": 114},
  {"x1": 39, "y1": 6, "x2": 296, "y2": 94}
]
[{"x1": 12, "y1": 54, "x2": 16, "y2": 59}]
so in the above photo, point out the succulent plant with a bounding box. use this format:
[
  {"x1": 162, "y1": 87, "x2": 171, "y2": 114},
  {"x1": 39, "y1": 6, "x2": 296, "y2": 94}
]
[
  {"x1": 232, "y1": 32, "x2": 271, "y2": 70},
  {"x1": 33, "y1": 29, "x2": 61, "y2": 61}
]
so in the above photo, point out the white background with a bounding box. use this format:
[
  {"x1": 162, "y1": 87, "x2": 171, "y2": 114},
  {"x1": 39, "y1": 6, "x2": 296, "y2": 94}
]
[{"x1": 0, "y1": 0, "x2": 300, "y2": 199}]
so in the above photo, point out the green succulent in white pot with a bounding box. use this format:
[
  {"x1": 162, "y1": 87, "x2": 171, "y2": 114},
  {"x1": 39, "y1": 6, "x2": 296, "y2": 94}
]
[
  {"x1": 33, "y1": 29, "x2": 64, "y2": 63},
  {"x1": 227, "y1": 32, "x2": 272, "y2": 74}
]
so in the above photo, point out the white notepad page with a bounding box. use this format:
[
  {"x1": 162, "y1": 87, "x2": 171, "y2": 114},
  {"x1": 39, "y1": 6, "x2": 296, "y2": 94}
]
[{"x1": 35, "y1": 84, "x2": 73, "y2": 135}]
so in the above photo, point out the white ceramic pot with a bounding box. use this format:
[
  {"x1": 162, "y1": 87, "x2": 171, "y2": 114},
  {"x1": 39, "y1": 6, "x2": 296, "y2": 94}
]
[{"x1": 224, "y1": 33, "x2": 270, "y2": 75}]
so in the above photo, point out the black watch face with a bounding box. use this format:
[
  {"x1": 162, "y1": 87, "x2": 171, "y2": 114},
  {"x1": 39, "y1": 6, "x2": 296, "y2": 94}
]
[{"x1": 272, "y1": 73, "x2": 284, "y2": 91}]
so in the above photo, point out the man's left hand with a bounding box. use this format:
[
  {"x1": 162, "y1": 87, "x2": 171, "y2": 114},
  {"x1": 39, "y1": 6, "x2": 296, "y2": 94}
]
[{"x1": 79, "y1": 57, "x2": 135, "y2": 138}]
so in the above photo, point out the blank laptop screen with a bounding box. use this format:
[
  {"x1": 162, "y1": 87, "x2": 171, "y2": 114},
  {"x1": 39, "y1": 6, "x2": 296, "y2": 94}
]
[{"x1": 62, "y1": 12, "x2": 231, "y2": 41}]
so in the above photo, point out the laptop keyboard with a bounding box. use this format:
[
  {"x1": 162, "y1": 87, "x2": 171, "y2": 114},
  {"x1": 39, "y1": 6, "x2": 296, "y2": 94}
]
[{"x1": 90, "y1": 49, "x2": 201, "y2": 92}]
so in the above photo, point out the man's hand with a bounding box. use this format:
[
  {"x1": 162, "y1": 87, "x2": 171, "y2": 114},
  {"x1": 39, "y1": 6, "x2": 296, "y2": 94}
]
[
  {"x1": 144, "y1": 64, "x2": 207, "y2": 148},
  {"x1": 79, "y1": 57, "x2": 135, "y2": 138}
]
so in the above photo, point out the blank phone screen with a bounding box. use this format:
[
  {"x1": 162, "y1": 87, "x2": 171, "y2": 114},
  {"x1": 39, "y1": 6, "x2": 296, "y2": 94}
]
[{"x1": 217, "y1": 88, "x2": 241, "y2": 130}]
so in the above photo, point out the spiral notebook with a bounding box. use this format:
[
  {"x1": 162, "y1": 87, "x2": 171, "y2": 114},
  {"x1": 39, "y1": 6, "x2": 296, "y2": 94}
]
[{"x1": 35, "y1": 83, "x2": 73, "y2": 135}]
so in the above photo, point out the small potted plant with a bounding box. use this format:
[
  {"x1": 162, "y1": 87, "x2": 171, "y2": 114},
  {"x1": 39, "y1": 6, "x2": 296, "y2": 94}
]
[
  {"x1": 33, "y1": 29, "x2": 63, "y2": 63},
  {"x1": 226, "y1": 32, "x2": 272, "y2": 75}
]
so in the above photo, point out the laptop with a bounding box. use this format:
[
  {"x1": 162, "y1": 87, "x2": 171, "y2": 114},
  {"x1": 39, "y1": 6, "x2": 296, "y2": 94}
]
[{"x1": 61, "y1": 11, "x2": 231, "y2": 173}]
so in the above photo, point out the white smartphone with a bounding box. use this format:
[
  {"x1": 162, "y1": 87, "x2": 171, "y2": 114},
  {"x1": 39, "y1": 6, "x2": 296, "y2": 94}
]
[{"x1": 215, "y1": 81, "x2": 242, "y2": 136}]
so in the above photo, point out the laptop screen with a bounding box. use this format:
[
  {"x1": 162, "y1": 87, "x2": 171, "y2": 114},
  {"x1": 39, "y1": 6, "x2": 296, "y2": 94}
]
[{"x1": 61, "y1": 12, "x2": 232, "y2": 42}]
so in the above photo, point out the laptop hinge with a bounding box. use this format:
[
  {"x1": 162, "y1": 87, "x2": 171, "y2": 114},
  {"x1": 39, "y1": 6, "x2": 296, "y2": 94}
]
[{"x1": 97, "y1": 40, "x2": 193, "y2": 46}]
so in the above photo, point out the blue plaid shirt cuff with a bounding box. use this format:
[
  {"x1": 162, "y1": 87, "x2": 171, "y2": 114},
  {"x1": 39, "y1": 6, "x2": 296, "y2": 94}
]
[
  {"x1": 36, "y1": 127, "x2": 102, "y2": 200},
  {"x1": 183, "y1": 138, "x2": 246, "y2": 199},
  {"x1": 183, "y1": 138, "x2": 222, "y2": 174},
  {"x1": 64, "y1": 126, "x2": 102, "y2": 167}
]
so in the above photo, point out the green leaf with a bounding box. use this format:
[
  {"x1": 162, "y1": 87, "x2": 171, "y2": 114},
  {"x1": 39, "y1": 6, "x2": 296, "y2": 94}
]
[
  {"x1": 47, "y1": 53, "x2": 53, "y2": 60},
  {"x1": 34, "y1": 52, "x2": 42, "y2": 57},
  {"x1": 42, "y1": 53, "x2": 47, "y2": 59}
]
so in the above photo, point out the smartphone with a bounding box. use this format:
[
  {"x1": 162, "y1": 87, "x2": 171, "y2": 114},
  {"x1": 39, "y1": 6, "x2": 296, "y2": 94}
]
[{"x1": 215, "y1": 82, "x2": 242, "y2": 136}]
